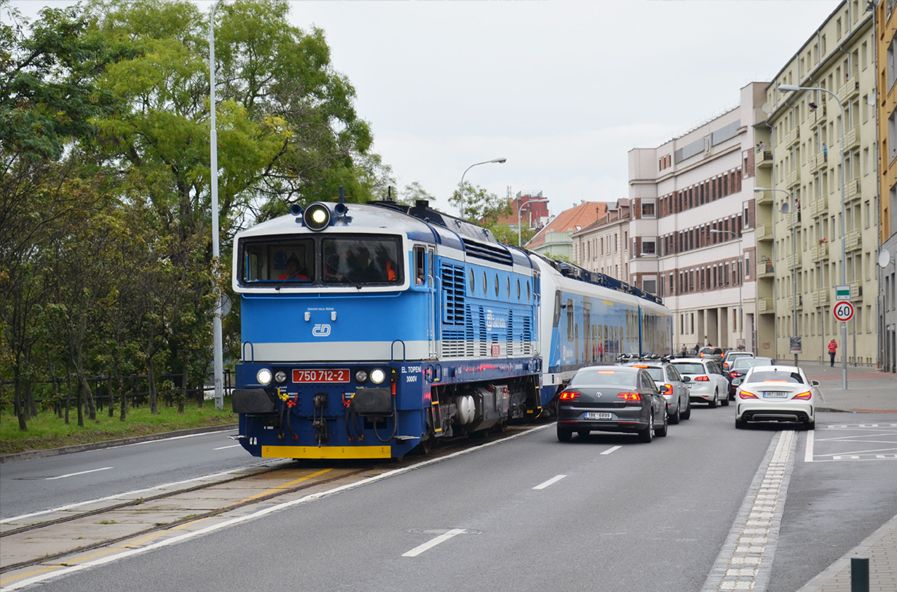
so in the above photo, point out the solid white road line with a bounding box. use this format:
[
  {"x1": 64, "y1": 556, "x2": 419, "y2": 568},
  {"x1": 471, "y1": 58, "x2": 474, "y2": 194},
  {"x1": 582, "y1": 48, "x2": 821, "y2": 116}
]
[
  {"x1": 45, "y1": 467, "x2": 113, "y2": 481},
  {"x1": 601, "y1": 445, "x2": 622, "y2": 456},
  {"x1": 804, "y1": 430, "x2": 814, "y2": 463},
  {"x1": 402, "y1": 529, "x2": 467, "y2": 558},
  {"x1": 1, "y1": 423, "x2": 554, "y2": 590},
  {"x1": 532, "y1": 474, "x2": 566, "y2": 490},
  {"x1": 213, "y1": 444, "x2": 241, "y2": 450}
]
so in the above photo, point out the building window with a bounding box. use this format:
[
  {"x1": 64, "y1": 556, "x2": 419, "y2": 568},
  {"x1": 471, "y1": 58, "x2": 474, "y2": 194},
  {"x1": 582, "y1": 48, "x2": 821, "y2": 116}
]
[
  {"x1": 644, "y1": 278, "x2": 657, "y2": 294},
  {"x1": 641, "y1": 200, "x2": 656, "y2": 218},
  {"x1": 642, "y1": 239, "x2": 656, "y2": 255}
]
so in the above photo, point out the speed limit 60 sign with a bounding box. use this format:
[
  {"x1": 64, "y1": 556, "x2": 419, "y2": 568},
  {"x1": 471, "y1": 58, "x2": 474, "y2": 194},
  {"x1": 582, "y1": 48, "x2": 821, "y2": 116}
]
[{"x1": 833, "y1": 300, "x2": 855, "y2": 322}]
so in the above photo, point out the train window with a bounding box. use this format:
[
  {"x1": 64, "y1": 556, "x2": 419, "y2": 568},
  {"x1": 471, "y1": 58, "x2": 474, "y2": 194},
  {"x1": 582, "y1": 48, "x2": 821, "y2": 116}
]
[
  {"x1": 526, "y1": 281, "x2": 531, "y2": 302},
  {"x1": 516, "y1": 279, "x2": 521, "y2": 300},
  {"x1": 241, "y1": 237, "x2": 314, "y2": 284},
  {"x1": 566, "y1": 298, "x2": 574, "y2": 340},
  {"x1": 321, "y1": 236, "x2": 402, "y2": 285},
  {"x1": 494, "y1": 274, "x2": 499, "y2": 297},
  {"x1": 506, "y1": 277, "x2": 510, "y2": 298},
  {"x1": 413, "y1": 246, "x2": 425, "y2": 286},
  {"x1": 469, "y1": 269, "x2": 475, "y2": 292},
  {"x1": 482, "y1": 271, "x2": 487, "y2": 295}
]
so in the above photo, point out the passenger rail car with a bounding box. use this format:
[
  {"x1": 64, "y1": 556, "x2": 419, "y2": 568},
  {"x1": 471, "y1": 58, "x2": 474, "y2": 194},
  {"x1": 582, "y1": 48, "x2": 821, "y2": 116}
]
[{"x1": 232, "y1": 199, "x2": 672, "y2": 460}]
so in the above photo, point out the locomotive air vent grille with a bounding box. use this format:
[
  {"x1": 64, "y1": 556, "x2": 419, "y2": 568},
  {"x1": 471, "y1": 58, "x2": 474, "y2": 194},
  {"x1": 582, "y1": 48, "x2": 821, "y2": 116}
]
[
  {"x1": 464, "y1": 304, "x2": 475, "y2": 357},
  {"x1": 523, "y1": 317, "x2": 532, "y2": 355},
  {"x1": 442, "y1": 329, "x2": 465, "y2": 358},
  {"x1": 441, "y1": 264, "x2": 465, "y2": 325},
  {"x1": 478, "y1": 306, "x2": 487, "y2": 356},
  {"x1": 461, "y1": 239, "x2": 513, "y2": 266},
  {"x1": 507, "y1": 310, "x2": 514, "y2": 356}
]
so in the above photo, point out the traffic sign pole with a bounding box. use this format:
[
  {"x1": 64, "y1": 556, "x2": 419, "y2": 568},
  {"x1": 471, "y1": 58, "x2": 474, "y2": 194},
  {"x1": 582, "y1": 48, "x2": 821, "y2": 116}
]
[{"x1": 832, "y1": 300, "x2": 854, "y2": 390}]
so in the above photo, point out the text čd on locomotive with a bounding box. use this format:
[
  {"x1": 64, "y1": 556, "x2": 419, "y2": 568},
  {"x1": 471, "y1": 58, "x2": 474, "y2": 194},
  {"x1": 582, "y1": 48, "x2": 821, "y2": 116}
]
[{"x1": 232, "y1": 197, "x2": 673, "y2": 459}]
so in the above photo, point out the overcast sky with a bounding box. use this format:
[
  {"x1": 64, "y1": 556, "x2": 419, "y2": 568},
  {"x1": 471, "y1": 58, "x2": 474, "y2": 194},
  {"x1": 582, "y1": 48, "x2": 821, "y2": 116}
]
[{"x1": 18, "y1": 0, "x2": 842, "y2": 215}]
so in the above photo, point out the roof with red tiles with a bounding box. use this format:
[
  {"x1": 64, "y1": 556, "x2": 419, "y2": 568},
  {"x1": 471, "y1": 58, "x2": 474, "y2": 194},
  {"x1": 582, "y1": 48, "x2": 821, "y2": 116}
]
[{"x1": 525, "y1": 201, "x2": 608, "y2": 249}]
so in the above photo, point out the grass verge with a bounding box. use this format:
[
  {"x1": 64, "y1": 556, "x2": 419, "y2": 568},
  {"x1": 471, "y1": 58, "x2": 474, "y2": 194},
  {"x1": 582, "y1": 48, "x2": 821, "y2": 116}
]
[{"x1": 0, "y1": 400, "x2": 236, "y2": 455}]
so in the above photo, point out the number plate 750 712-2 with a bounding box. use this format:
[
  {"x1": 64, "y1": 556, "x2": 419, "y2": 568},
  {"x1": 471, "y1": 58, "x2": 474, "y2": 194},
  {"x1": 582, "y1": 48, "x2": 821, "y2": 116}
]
[{"x1": 292, "y1": 369, "x2": 350, "y2": 383}]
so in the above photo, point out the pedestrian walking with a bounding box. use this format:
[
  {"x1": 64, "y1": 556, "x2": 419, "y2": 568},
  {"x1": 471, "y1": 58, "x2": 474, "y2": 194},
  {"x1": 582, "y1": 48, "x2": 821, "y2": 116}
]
[{"x1": 827, "y1": 338, "x2": 838, "y2": 367}]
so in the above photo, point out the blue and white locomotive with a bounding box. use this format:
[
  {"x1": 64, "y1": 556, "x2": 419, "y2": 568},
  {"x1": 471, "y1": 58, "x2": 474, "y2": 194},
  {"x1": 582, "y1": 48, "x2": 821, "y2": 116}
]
[{"x1": 231, "y1": 198, "x2": 672, "y2": 460}]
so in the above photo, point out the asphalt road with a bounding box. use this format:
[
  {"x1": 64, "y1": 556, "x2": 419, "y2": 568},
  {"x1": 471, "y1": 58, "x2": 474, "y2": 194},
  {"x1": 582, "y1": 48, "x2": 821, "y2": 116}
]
[
  {"x1": 0, "y1": 429, "x2": 257, "y2": 520},
  {"x1": 7, "y1": 410, "x2": 897, "y2": 592}
]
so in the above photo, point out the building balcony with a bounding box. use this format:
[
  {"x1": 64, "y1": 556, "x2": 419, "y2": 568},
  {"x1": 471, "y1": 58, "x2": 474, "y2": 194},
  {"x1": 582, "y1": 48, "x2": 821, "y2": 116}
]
[
  {"x1": 844, "y1": 230, "x2": 861, "y2": 252},
  {"x1": 786, "y1": 295, "x2": 804, "y2": 311},
  {"x1": 786, "y1": 253, "x2": 800, "y2": 270},
  {"x1": 843, "y1": 127, "x2": 860, "y2": 151},
  {"x1": 812, "y1": 289, "x2": 829, "y2": 307},
  {"x1": 754, "y1": 225, "x2": 773, "y2": 242},
  {"x1": 808, "y1": 105, "x2": 828, "y2": 129},
  {"x1": 756, "y1": 190, "x2": 773, "y2": 205},
  {"x1": 757, "y1": 297, "x2": 774, "y2": 314},
  {"x1": 843, "y1": 178, "x2": 861, "y2": 204},
  {"x1": 757, "y1": 150, "x2": 773, "y2": 169},
  {"x1": 851, "y1": 284, "x2": 863, "y2": 300},
  {"x1": 813, "y1": 153, "x2": 828, "y2": 172},
  {"x1": 781, "y1": 126, "x2": 799, "y2": 148},
  {"x1": 812, "y1": 242, "x2": 829, "y2": 261},
  {"x1": 836, "y1": 78, "x2": 860, "y2": 104},
  {"x1": 785, "y1": 169, "x2": 799, "y2": 188}
]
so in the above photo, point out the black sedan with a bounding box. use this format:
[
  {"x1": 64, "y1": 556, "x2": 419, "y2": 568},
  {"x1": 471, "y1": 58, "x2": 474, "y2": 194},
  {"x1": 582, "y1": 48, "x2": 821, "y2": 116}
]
[
  {"x1": 556, "y1": 366, "x2": 668, "y2": 443},
  {"x1": 727, "y1": 356, "x2": 775, "y2": 399}
]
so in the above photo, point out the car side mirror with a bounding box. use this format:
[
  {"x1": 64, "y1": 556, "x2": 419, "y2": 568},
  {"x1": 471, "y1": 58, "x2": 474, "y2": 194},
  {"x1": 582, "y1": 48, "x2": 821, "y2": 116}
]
[
  {"x1": 811, "y1": 380, "x2": 820, "y2": 386},
  {"x1": 681, "y1": 376, "x2": 691, "y2": 382}
]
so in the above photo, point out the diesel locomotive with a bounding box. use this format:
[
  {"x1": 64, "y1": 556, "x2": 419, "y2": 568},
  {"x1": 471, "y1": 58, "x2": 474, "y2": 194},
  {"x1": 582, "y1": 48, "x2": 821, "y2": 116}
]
[{"x1": 232, "y1": 198, "x2": 672, "y2": 459}]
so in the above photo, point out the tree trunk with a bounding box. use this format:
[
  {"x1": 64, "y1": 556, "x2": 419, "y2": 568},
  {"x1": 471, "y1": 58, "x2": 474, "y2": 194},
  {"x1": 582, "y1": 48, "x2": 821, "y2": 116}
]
[
  {"x1": 147, "y1": 358, "x2": 158, "y2": 414},
  {"x1": 76, "y1": 378, "x2": 84, "y2": 427},
  {"x1": 118, "y1": 369, "x2": 128, "y2": 422},
  {"x1": 13, "y1": 363, "x2": 27, "y2": 431},
  {"x1": 79, "y1": 373, "x2": 97, "y2": 421}
]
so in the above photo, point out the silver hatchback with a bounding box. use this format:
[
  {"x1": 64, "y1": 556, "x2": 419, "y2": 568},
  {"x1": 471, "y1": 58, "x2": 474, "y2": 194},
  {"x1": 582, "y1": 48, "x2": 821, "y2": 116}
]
[{"x1": 623, "y1": 362, "x2": 691, "y2": 424}]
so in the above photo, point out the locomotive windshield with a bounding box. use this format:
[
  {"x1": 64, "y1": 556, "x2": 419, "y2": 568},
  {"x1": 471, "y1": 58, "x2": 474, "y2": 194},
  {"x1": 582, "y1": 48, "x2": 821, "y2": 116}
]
[{"x1": 239, "y1": 234, "x2": 402, "y2": 286}]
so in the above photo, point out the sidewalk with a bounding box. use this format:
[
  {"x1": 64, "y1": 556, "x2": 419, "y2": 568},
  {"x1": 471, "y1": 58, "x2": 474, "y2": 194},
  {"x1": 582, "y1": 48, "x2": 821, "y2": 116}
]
[{"x1": 795, "y1": 362, "x2": 897, "y2": 592}]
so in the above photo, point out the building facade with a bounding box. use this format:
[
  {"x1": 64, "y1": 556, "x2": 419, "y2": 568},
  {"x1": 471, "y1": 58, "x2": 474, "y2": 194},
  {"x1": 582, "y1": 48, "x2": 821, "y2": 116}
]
[
  {"x1": 876, "y1": 0, "x2": 897, "y2": 372},
  {"x1": 629, "y1": 83, "x2": 765, "y2": 354},
  {"x1": 760, "y1": 1, "x2": 878, "y2": 365},
  {"x1": 526, "y1": 201, "x2": 607, "y2": 260},
  {"x1": 571, "y1": 198, "x2": 631, "y2": 280}
]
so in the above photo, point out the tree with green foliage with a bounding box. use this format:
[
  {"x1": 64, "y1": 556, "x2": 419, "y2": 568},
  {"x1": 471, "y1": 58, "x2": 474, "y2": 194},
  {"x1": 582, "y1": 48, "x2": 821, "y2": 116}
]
[{"x1": 449, "y1": 182, "x2": 509, "y2": 226}]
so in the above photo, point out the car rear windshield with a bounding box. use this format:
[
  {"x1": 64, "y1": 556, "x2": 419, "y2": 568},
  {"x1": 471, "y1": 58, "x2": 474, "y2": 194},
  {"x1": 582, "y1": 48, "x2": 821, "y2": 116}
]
[
  {"x1": 570, "y1": 369, "x2": 637, "y2": 388},
  {"x1": 748, "y1": 371, "x2": 804, "y2": 384},
  {"x1": 672, "y1": 363, "x2": 704, "y2": 375},
  {"x1": 733, "y1": 358, "x2": 770, "y2": 370}
]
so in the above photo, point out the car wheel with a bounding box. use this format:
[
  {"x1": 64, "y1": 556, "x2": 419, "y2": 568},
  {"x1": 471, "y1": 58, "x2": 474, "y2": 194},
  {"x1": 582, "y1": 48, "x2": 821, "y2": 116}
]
[
  {"x1": 638, "y1": 413, "x2": 654, "y2": 443},
  {"x1": 805, "y1": 420, "x2": 815, "y2": 431},
  {"x1": 709, "y1": 389, "x2": 718, "y2": 408},
  {"x1": 722, "y1": 396, "x2": 730, "y2": 407},
  {"x1": 557, "y1": 425, "x2": 573, "y2": 442},
  {"x1": 682, "y1": 399, "x2": 692, "y2": 420},
  {"x1": 577, "y1": 430, "x2": 590, "y2": 439},
  {"x1": 655, "y1": 409, "x2": 668, "y2": 437},
  {"x1": 735, "y1": 418, "x2": 747, "y2": 429},
  {"x1": 669, "y1": 403, "x2": 681, "y2": 425}
]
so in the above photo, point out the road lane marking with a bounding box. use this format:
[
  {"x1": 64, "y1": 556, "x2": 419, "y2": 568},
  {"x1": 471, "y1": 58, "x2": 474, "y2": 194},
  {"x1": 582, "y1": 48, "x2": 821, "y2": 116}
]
[
  {"x1": 0, "y1": 423, "x2": 553, "y2": 590},
  {"x1": 1, "y1": 464, "x2": 279, "y2": 524},
  {"x1": 601, "y1": 445, "x2": 622, "y2": 456},
  {"x1": 402, "y1": 529, "x2": 467, "y2": 557},
  {"x1": 213, "y1": 444, "x2": 241, "y2": 450},
  {"x1": 45, "y1": 467, "x2": 113, "y2": 481},
  {"x1": 237, "y1": 468, "x2": 333, "y2": 503},
  {"x1": 804, "y1": 431, "x2": 814, "y2": 463},
  {"x1": 532, "y1": 474, "x2": 566, "y2": 490},
  {"x1": 814, "y1": 446, "x2": 897, "y2": 457}
]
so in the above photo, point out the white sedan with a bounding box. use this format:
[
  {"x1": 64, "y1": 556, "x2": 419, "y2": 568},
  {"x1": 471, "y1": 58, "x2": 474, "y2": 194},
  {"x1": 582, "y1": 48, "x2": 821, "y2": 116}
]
[
  {"x1": 670, "y1": 358, "x2": 730, "y2": 407},
  {"x1": 735, "y1": 365, "x2": 820, "y2": 430}
]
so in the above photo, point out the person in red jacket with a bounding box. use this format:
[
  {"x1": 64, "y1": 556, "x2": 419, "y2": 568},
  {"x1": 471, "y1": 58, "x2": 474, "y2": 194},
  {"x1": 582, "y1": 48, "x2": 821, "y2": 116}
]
[{"x1": 827, "y1": 338, "x2": 838, "y2": 367}]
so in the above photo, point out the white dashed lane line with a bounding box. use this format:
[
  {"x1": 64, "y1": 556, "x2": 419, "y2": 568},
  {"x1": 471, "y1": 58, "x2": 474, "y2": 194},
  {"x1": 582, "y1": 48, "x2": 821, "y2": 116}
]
[
  {"x1": 213, "y1": 444, "x2": 241, "y2": 450},
  {"x1": 402, "y1": 529, "x2": 467, "y2": 558},
  {"x1": 45, "y1": 467, "x2": 113, "y2": 481},
  {"x1": 532, "y1": 474, "x2": 567, "y2": 490},
  {"x1": 601, "y1": 445, "x2": 622, "y2": 456}
]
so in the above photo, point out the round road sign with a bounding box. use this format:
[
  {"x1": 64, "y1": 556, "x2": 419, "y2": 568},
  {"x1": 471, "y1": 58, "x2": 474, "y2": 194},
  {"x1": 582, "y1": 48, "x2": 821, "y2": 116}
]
[{"x1": 832, "y1": 300, "x2": 855, "y2": 322}]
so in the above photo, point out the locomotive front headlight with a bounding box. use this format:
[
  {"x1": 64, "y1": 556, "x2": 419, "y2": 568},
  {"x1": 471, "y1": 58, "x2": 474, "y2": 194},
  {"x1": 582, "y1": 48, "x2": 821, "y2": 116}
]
[
  {"x1": 256, "y1": 368, "x2": 273, "y2": 386},
  {"x1": 370, "y1": 368, "x2": 386, "y2": 385},
  {"x1": 304, "y1": 203, "x2": 331, "y2": 231},
  {"x1": 355, "y1": 370, "x2": 368, "y2": 383},
  {"x1": 274, "y1": 370, "x2": 287, "y2": 384}
]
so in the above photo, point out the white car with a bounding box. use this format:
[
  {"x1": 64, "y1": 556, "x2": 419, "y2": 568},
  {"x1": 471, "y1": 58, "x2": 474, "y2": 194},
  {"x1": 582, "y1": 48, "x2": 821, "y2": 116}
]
[
  {"x1": 671, "y1": 358, "x2": 729, "y2": 408},
  {"x1": 735, "y1": 365, "x2": 820, "y2": 430}
]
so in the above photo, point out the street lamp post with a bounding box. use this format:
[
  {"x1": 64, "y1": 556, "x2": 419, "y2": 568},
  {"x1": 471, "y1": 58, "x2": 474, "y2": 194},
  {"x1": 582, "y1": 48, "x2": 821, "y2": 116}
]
[
  {"x1": 778, "y1": 84, "x2": 848, "y2": 389},
  {"x1": 517, "y1": 198, "x2": 549, "y2": 247},
  {"x1": 209, "y1": 1, "x2": 225, "y2": 410},
  {"x1": 710, "y1": 229, "x2": 743, "y2": 351},
  {"x1": 457, "y1": 158, "x2": 507, "y2": 218},
  {"x1": 755, "y1": 187, "x2": 798, "y2": 368}
]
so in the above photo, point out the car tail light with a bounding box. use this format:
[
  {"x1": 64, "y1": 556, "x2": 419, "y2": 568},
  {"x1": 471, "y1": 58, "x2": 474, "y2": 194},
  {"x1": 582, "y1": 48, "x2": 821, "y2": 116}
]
[
  {"x1": 558, "y1": 390, "x2": 580, "y2": 402},
  {"x1": 739, "y1": 390, "x2": 758, "y2": 399},
  {"x1": 695, "y1": 375, "x2": 710, "y2": 382},
  {"x1": 617, "y1": 392, "x2": 641, "y2": 402},
  {"x1": 792, "y1": 390, "x2": 813, "y2": 400},
  {"x1": 659, "y1": 384, "x2": 673, "y2": 395}
]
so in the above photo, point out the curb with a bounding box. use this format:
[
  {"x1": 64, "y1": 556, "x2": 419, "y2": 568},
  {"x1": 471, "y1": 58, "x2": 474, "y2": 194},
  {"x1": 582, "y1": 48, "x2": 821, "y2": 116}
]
[{"x1": 0, "y1": 424, "x2": 238, "y2": 464}]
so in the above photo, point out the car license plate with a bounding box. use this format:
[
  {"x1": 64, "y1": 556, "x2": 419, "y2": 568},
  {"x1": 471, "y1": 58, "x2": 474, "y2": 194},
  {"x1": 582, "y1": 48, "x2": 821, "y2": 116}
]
[
  {"x1": 585, "y1": 412, "x2": 613, "y2": 420},
  {"x1": 763, "y1": 391, "x2": 788, "y2": 399},
  {"x1": 292, "y1": 369, "x2": 350, "y2": 383}
]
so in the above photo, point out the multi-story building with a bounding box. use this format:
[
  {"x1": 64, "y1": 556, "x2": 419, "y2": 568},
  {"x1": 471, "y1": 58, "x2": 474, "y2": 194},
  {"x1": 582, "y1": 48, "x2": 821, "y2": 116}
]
[
  {"x1": 571, "y1": 198, "x2": 631, "y2": 280},
  {"x1": 526, "y1": 201, "x2": 607, "y2": 260},
  {"x1": 496, "y1": 192, "x2": 551, "y2": 232},
  {"x1": 759, "y1": 0, "x2": 878, "y2": 365},
  {"x1": 629, "y1": 83, "x2": 766, "y2": 354},
  {"x1": 876, "y1": 0, "x2": 897, "y2": 373}
]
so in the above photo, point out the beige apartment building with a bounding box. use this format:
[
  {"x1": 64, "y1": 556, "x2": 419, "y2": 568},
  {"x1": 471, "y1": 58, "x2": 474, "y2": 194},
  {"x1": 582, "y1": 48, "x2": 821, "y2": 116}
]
[
  {"x1": 571, "y1": 198, "x2": 631, "y2": 280},
  {"x1": 629, "y1": 83, "x2": 766, "y2": 354},
  {"x1": 758, "y1": 0, "x2": 878, "y2": 365}
]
